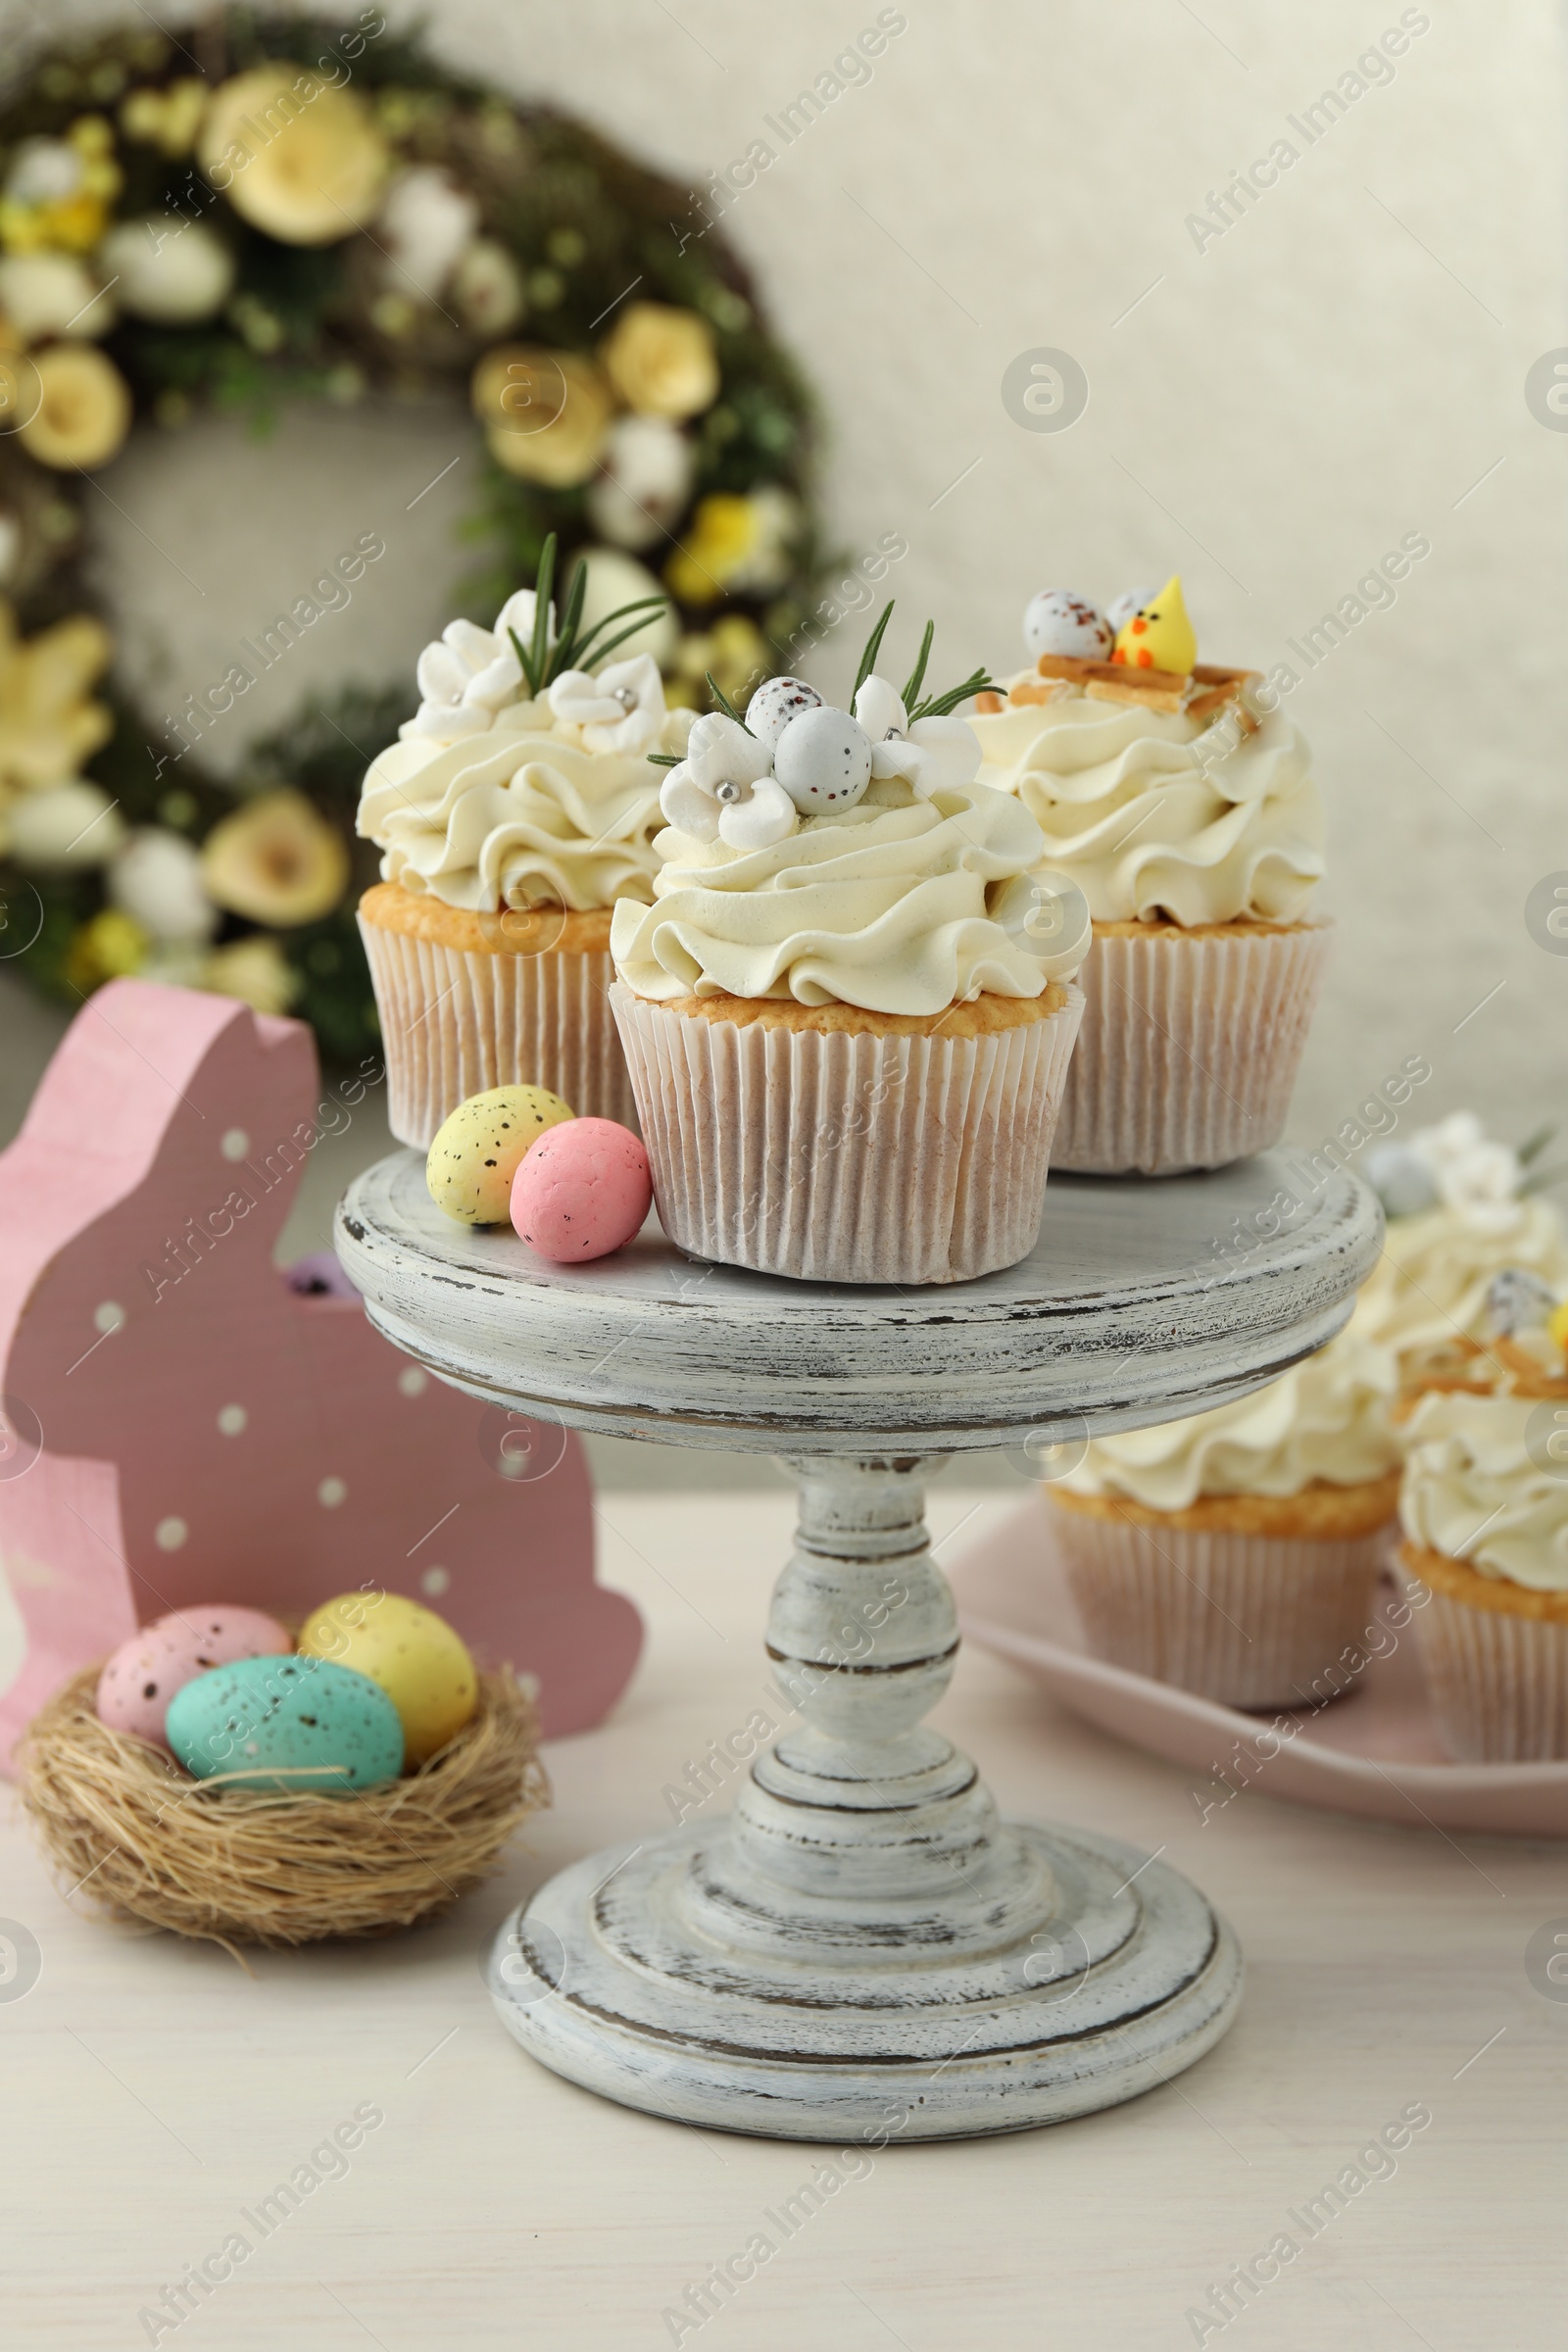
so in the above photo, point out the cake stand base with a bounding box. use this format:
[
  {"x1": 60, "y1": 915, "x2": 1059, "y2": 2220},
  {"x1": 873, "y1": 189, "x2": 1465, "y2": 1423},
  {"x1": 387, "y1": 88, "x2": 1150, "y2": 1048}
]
[{"x1": 484, "y1": 1456, "x2": 1243, "y2": 2141}]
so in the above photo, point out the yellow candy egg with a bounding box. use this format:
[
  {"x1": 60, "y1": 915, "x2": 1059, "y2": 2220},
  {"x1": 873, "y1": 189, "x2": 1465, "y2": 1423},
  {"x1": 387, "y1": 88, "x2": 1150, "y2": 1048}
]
[
  {"x1": 1548, "y1": 1300, "x2": 1568, "y2": 1358},
  {"x1": 297, "y1": 1592, "x2": 478, "y2": 1766},
  {"x1": 426, "y1": 1084, "x2": 574, "y2": 1224}
]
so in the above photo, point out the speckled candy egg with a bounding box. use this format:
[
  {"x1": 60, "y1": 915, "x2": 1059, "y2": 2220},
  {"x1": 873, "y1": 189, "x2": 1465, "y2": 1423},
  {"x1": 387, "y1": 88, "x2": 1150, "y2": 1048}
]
[
  {"x1": 772, "y1": 707, "x2": 873, "y2": 814},
  {"x1": 746, "y1": 674, "x2": 822, "y2": 748},
  {"x1": 1023, "y1": 590, "x2": 1112, "y2": 662},
  {"x1": 427, "y1": 1084, "x2": 575, "y2": 1225},
  {"x1": 96, "y1": 1606, "x2": 293, "y2": 1746},
  {"x1": 166, "y1": 1654, "x2": 405, "y2": 1793},
  {"x1": 1105, "y1": 584, "x2": 1156, "y2": 636},
  {"x1": 298, "y1": 1592, "x2": 478, "y2": 1766},
  {"x1": 512, "y1": 1117, "x2": 653, "y2": 1263}
]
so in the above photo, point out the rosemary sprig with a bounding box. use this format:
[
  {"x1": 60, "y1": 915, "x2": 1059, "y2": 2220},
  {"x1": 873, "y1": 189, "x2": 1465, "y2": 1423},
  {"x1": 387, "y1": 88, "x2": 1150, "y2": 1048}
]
[
  {"x1": 910, "y1": 666, "x2": 996, "y2": 720},
  {"x1": 851, "y1": 603, "x2": 994, "y2": 719},
  {"x1": 705, "y1": 671, "x2": 750, "y2": 727},
  {"x1": 504, "y1": 531, "x2": 670, "y2": 697},
  {"x1": 853, "y1": 601, "x2": 896, "y2": 701}
]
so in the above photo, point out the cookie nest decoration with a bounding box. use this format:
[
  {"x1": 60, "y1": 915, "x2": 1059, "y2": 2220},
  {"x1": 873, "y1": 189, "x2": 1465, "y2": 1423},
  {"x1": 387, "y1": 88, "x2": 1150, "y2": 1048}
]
[{"x1": 18, "y1": 1662, "x2": 547, "y2": 1950}]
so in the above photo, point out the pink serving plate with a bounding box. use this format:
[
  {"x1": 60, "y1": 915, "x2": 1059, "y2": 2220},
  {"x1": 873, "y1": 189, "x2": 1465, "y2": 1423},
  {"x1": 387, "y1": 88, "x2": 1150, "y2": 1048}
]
[{"x1": 950, "y1": 1500, "x2": 1568, "y2": 1838}]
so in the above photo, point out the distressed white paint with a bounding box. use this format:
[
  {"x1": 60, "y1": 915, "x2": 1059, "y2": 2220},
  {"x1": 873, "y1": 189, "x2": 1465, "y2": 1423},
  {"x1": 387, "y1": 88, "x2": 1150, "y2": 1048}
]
[
  {"x1": 337, "y1": 1153, "x2": 1377, "y2": 2137},
  {"x1": 336, "y1": 1149, "x2": 1382, "y2": 1456}
]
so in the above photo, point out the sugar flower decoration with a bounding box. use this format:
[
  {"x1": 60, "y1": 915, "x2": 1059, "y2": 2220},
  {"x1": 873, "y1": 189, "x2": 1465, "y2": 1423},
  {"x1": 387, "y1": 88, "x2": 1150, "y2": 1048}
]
[
  {"x1": 660, "y1": 712, "x2": 796, "y2": 851},
  {"x1": 853, "y1": 673, "x2": 982, "y2": 800},
  {"x1": 1366, "y1": 1111, "x2": 1528, "y2": 1234},
  {"x1": 547, "y1": 653, "x2": 665, "y2": 755},
  {"x1": 407, "y1": 589, "x2": 543, "y2": 741}
]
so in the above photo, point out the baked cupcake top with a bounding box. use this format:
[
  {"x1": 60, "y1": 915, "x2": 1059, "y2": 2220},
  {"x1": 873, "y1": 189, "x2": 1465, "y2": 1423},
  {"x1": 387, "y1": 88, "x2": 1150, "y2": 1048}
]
[
  {"x1": 610, "y1": 624, "x2": 1090, "y2": 1015},
  {"x1": 1359, "y1": 1113, "x2": 1568, "y2": 1386},
  {"x1": 969, "y1": 579, "x2": 1323, "y2": 925},
  {"x1": 357, "y1": 543, "x2": 691, "y2": 914},
  {"x1": 1399, "y1": 1392, "x2": 1568, "y2": 1591},
  {"x1": 1055, "y1": 1322, "x2": 1399, "y2": 1509}
]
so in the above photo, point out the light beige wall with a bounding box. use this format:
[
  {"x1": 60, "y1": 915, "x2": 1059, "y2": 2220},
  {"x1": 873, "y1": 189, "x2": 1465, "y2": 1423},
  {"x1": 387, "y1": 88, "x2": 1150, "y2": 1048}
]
[{"x1": 25, "y1": 0, "x2": 1568, "y2": 1155}]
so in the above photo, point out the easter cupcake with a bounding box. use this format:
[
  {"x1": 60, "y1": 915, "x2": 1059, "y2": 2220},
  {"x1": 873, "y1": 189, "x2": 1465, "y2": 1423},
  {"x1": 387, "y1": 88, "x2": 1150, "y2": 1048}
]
[
  {"x1": 609, "y1": 616, "x2": 1090, "y2": 1284},
  {"x1": 1399, "y1": 1379, "x2": 1568, "y2": 1760},
  {"x1": 1046, "y1": 1317, "x2": 1401, "y2": 1705},
  {"x1": 357, "y1": 537, "x2": 690, "y2": 1146},
  {"x1": 1360, "y1": 1112, "x2": 1568, "y2": 1396},
  {"x1": 971, "y1": 578, "x2": 1328, "y2": 1175}
]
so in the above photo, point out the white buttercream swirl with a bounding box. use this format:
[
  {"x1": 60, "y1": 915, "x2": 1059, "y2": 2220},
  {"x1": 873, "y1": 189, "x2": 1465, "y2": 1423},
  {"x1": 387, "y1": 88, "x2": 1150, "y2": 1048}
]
[
  {"x1": 971, "y1": 692, "x2": 1323, "y2": 925},
  {"x1": 1356, "y1": 1198, "x2": 1568, "y2": 1375},
  {"x1": 1057, "y1": 1321, "x2": 1400, "y2": 1508},
  {"x1": 610, "y1": 776, "x2": 1090, "y2": 1013},
  {"x1": 358, "y1": 697, "x2": 692, "y2": 912},
  {"x1": 1399, "y1": 1392, "x2": 1568, "y2": 1591}
]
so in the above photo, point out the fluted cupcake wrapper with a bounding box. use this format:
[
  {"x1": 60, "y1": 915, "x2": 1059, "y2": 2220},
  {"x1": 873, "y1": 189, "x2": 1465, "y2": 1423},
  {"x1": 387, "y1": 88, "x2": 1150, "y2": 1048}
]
[
  {"x1": 1050, "y1": 1501, "x2": 1391, "y2": 1708},
  {"x1": 359, "y1": 917, "x2": 636, "y2": 1149},
  {"x1": 1398, "y1": 1557, "x2": 1568, "y2": 1762},
  {"x1": 1052, "y1": 922, "x2": 1333, "y2": 1176},
  {"x1": 611, "y1": 982, "x2": 1085, "y2": 1286}
]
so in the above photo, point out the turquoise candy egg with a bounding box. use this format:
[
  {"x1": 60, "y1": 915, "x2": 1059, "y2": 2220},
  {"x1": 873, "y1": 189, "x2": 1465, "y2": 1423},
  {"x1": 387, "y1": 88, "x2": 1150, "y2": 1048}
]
[{"x1": 165, "y1": 1655, "x2": 405, "y2": 1795}]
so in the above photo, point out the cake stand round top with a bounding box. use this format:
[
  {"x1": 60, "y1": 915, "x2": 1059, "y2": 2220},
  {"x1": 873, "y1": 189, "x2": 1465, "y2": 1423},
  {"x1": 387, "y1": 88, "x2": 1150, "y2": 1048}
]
[{"x1": 334, "y1": 1149, "x2": 1381, "y2": 1456}]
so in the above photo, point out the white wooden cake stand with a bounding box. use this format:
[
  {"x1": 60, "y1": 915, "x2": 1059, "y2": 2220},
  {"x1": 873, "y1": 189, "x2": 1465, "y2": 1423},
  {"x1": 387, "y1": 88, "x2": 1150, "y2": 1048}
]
[{"x1": 336, "y1": 1149, "x2": 1380, "y2": 2142}]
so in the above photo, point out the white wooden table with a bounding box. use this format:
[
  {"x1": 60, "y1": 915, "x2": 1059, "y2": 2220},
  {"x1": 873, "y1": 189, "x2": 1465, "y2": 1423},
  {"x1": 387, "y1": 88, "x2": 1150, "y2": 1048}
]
[{"x1": 3, "y1": 1486, "x2": 1559, "y2": 2348}]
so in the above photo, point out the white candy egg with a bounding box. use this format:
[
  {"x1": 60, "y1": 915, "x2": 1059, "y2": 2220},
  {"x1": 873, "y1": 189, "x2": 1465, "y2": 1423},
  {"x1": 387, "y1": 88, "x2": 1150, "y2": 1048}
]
[
  {"x1": 1105, "y1": 585, "x2": 1156, "y2": 636},
  {"x1": 772, "y1": 708, "x2": 873, "y2": 813},
  {"x1": 746, "y1": 674, "x2": 822, "y2": 747},
  {"x1": 1023, "y1": 590, "x2": 1112, "y2": 662}
]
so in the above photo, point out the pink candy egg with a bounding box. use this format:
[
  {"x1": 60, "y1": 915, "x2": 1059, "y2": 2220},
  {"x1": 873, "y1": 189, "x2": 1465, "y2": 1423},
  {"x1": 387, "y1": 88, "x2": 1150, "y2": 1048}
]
[
  {"x1": 511, "y1": 1118, "x2": 653, "y2": 1263},
  {"x1": 96, "y1": 1605, "x2": 293, "y2": 1745}
]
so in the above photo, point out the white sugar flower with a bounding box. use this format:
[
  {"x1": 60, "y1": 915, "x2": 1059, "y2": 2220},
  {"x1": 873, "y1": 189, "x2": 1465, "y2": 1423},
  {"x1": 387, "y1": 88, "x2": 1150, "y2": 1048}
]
[
  {"x1": 852, "y1": 673, "x2": 981, "y2": 799},
  {"x1": 659, "y1": 712, "x2": 795, "y2": 849},
  {"x1": 547, "y1": 653, "x2": 665, "y2": 754},
  {"x1": 407, "y1": 588, "x2": 548, "y2": 741},
  {"x1": 1382, "y1": 1112, "x2": 1527, "y2": 1236}
]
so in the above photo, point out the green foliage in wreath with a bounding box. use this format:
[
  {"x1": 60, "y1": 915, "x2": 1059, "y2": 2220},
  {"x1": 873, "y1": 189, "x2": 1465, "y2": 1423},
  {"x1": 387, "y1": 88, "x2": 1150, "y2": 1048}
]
[{"x1": 0, "y1": 8, "x2": 822, "y2": 1056}]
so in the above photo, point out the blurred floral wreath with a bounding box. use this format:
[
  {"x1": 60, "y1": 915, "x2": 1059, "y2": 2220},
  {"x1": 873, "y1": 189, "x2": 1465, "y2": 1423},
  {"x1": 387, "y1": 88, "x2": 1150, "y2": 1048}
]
[{"x1": 0, "y1": 9, "x2": 821, "y2": 1060}]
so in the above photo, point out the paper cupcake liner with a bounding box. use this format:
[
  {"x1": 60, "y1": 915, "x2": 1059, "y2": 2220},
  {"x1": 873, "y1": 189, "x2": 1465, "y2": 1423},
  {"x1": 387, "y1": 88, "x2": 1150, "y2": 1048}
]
[
  {"x1": 360, "y1": 916, "x2": 636, "y2": 1149},
  {"x1": 1050, "y1": 1501, "x2": 1391, "y2": 1708},
  {"x1": 611, "y1": 982, "x2": 1084, "y2": 1286},
  {"x1": 1052, "y1": 922, "x2": 1333, "y2": 1176},
  {"x1": 1399, "y1": 1561, "x2": 1568, "y2": 1762}
]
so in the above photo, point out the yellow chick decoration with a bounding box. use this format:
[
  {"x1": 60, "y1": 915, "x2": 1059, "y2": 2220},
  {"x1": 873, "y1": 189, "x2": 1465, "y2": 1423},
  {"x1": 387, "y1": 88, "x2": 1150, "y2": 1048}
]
[
  {"x1": 1111, "y1": 575, "x2": 1197, "y2": 677},
  {"x1": 299, "y1": 1592, "x2": 478, "y2": 1766}
]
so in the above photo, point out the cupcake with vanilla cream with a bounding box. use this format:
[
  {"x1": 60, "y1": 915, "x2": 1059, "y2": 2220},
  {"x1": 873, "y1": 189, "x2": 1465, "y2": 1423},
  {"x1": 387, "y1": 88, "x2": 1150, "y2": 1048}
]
[
  {"x1": 357, "y1": 539, "x2": 690, "y2": 1145},
  {"x1": 1399, "y1": 1382, "x2": 1568, "y2": 1760},
  {"x1": 972, "y1": 578, "x2": 1329, "y2": 1174},
  {"x1": 609, "y1": 617, "x2": 1089, "y2": 1284},
  {"x1": 1359, "y1": 1112, "x2": 1568, "y2": 1396},
  {"x1": 1046, "y1": 1317, "x2": 1400, "y2": 1705}
]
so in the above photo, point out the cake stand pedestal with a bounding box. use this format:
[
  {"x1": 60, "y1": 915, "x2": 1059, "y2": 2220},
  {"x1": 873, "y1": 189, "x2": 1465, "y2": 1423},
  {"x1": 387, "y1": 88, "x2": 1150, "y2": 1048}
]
[{"x1": 337, "y1": 1149, "x2": 1380, "y2": 2141}]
